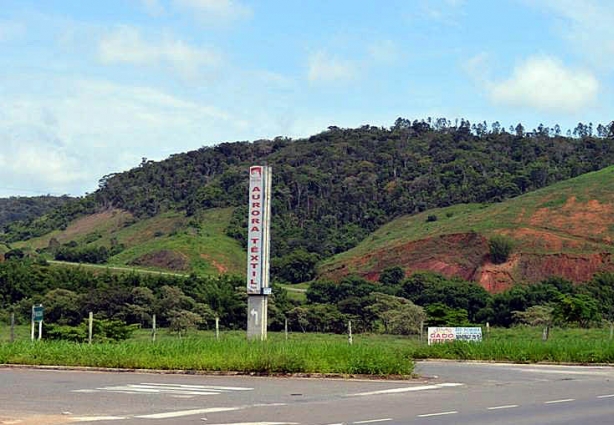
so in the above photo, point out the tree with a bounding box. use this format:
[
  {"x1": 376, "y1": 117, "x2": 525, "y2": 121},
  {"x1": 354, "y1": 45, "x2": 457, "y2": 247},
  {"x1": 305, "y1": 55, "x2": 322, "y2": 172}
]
[
  {"x1": 271, "y1": 250, "x2": 320, "y2": 284},
  {"x1": 553, "y1": 294, "x2": 600, "y2": 328},
  {"x1": 512, "y1": 305, "x2": 553, "y2": 327},
  {"x1": 367, "y1": 292, "x2": 425, "y2": 334},
  {"x1": 169, "y1": 310, "x2": 203, "y2": 336},
  {"x1": 379, "y1": 266, "x2": 405, "y2": 286},
  {"x1": 425, "y1": 303, "x2": 469, "y2": 326}
]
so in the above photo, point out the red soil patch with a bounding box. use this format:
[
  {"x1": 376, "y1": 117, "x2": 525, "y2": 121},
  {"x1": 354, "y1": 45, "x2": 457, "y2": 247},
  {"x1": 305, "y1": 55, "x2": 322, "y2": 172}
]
[
  {"x1": 321, "y1": 231, "x2": 614, "y2": 293},
  {"x1": 200, "y1": 253, "x2": 229, "y2": 273},
  {"x1": 530, "y1": 197, "x2": 614, "y2": 239},
  {"x1": 504, "y1": 228, "x2": 582, "y2": 251},
  {"x1": 321, "y1": 233, "x2": 488, "y2": 283}
]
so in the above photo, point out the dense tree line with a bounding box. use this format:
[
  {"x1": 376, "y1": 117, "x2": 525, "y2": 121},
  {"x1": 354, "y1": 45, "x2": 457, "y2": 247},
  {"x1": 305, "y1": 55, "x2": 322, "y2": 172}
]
[
  {"x1": 2, "y1": 118, "x2": 614, "y2": 274},
  {"x1": 0, "y1": 196, "x2": 73, "y2": 229},
  {"x1": 2, "y1": 258, "x2": 611, "y2": 336}
]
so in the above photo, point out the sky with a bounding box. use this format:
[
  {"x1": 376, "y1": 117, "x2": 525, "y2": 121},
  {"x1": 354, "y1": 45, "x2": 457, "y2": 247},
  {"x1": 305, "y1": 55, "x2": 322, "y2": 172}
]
[{"x1": 1, "y1": 0, "x2": 613, "y2": 197}]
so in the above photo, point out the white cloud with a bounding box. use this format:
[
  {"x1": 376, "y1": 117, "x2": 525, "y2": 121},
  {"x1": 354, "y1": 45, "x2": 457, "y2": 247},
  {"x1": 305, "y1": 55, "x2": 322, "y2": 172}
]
[
  {"x1": 488, "y1": 56, "x2": 598, "y2": 113},
  {"x1": 0, "y1": 78, "x2": 237, "y2": 196},
  {"x1": 99, "y1": 26, "x2": 221, "y2": 79},
  {"x1": 308, "y1": 51, "x2": 358, "y2": 83},
  {"x1": 367, "y1": 40, "x2": 399, "y2": 63},
  {"x1": 173, "y1": 0, "x2": 252, "y2": 24},
  {"x1": 531, "y1": 0, "x2": 614, "y2": 68}
]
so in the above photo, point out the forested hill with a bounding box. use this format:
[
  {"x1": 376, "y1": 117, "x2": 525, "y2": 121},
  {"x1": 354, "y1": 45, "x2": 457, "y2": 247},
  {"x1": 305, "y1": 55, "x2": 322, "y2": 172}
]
[
  {"x1": 3, "y1": 118, "x2": 614, "y2": 280},
  {"x1": 0, "y1": 196, "x2": 73, "y2": 228}
]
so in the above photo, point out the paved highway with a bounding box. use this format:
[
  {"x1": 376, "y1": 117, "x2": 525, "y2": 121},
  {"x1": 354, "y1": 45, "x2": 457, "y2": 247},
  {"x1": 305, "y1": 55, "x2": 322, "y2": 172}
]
[{"x1": 1, "y1": 362, "x2": 613, "y2": 424}]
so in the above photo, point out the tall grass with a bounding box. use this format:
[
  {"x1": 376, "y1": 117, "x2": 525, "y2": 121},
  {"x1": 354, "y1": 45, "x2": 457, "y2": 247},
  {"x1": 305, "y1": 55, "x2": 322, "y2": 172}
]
[
  {"x1": 2, "y1": 327, "x2": 614, "y2": 376},
  {"x1": 0, "y1": 333, "x2": 415, "y2": 376}
]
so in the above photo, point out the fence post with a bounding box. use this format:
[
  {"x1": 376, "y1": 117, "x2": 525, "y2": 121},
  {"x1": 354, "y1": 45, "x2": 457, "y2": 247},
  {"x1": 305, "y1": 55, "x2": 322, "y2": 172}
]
[
  {"x1": 348, "y1": 320, "x2": 353, "y2": 345},
  {"x1": 610, "y1": 322, "x2": 613, "y2": 341},
  {"x1": 88, "y1": 312, "x2": 93, "y2": 344},
  {"x1": 284, "y1": 317, "x2": 288, "y2": 341},
  {"x1": 542, "y1": 325, "x2": 549, "y2": 342},
  {"x1": 152, "y1": 314, "x2": 157, "y2": 342},
  {"x1": 10, "y1": 313, "x2": 15, "y2": 343},
  {"x1": 215, "y1": 316, "x2": 219, "y2": 341}
]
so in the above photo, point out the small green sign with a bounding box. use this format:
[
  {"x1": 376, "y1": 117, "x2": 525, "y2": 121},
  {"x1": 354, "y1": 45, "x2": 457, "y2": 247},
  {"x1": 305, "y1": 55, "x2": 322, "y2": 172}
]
[{"x1": 32, "y1": 305, "x2": 44, "y2": 322}]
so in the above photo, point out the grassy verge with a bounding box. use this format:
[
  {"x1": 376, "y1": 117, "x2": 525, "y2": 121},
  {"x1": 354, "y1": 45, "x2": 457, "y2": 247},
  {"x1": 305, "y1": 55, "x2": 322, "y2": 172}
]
[
  {"x1": 2, "y1": 327, "x2": 614, "y2": 376},
  {"x1": 0, "y1": 331, "x2": 415, "y2": 377}
]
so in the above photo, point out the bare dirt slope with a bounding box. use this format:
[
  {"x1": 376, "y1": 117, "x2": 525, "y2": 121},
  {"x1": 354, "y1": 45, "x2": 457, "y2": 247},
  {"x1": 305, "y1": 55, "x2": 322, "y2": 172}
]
[{"x1": 319, "y1": 167, "x2": 614, "y2": 291}]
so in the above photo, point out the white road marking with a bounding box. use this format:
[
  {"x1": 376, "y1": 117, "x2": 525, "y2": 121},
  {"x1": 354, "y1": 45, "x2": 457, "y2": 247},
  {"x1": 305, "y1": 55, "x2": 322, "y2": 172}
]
[
  {"x1": 136, "y1": 407, "x2": 240, "y2": 419},
  {"x1": 353, "y1": 419, "x2": 392, "y2": 424},
  {"x1": 200, "y1": 423, "x2": 297, "y2": 425},
  {"x1": 417, "y1": 411, "x2": 458, "y2": 418},
  {"x1": 487, "y1": 405, "x2": 519, "y2": 410},
  {"x1": 141, "y1": 383, "x2": 253, "y2": 391},
  {"x1": 71, "y1": 416, "x2": 127, "y2": 422},
  {"x1": 544, "y1": 399, "x2": 575, "y2": 404},
  {"x1": 598, "y1": 394, "x2": 614, "y2": 399},
  {"x1": 74, "y1": 383, "x2": 253, "y2": 397},
  {"x1": 348, "y1": 382, "x2": 463, "y2": 397},
  {"x1": 513, "y1": 368, "x2": 612, "y2": 376}
]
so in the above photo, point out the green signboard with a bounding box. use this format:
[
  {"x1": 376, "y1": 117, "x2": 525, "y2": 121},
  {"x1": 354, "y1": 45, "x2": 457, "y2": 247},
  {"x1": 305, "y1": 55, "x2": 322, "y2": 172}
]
[{"x1": 32, "y1": 305, "x2": 44, "y2": 322}]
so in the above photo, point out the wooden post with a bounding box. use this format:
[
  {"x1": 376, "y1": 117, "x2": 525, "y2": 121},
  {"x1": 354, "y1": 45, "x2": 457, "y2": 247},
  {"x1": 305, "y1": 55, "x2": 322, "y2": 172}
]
[
  {"x1": 486, "y1": 322, "x2": 490, "y2": 334},
  {"x1": 420, "y1": 320, "x2": 424, "y2": 342},
  {"x1": 215, "y1": 317, "x2": 219, "y2": 340},
  {"x1": 610, "y1": 322, "x2": 613, "y2": 340},
  {"x1": 284, "y1": 317, "x2": 288, "y2": 341},
  {"x1": 542, "y1": 325, "x2": 549, "y2": 342},
  {"x1": 88, "y1": 312, "x2": 93, "y2": 344},
  {"x1": 348, "y1": 320, "x2": 353, "y2": 345},
  {"x1": 152, "y1": 314, "x2": 157, "y2": 342},
  {"x1": 10, "y1": 313, "x2": 15, "y2": 343}
]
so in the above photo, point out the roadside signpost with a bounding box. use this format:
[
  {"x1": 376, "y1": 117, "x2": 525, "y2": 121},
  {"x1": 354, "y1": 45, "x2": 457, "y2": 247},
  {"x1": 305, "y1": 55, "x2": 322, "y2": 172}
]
[
  {"x1": 246, "y1": 165, "x2": 272, "y2": 340},
  {"x1": 31, "y1": 304, "x2": 44, "y2": 341}
]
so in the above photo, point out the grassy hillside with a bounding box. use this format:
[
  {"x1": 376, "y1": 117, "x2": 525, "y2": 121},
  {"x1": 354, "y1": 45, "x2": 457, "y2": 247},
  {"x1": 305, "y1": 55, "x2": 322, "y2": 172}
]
[
  {"x1": 320, "y1": 166, "x2": 614, "y2": 287},
  {"x1": 14, "y1": 207, "x2": 245, "y2": 276}
]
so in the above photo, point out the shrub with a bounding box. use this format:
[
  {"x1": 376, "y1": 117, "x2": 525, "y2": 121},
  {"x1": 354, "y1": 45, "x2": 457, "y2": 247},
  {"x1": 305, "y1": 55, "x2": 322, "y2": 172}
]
[
  {"x1": 426, "y1": 215, "x2": 438, "y2": 222},
  {"x1": 489, "y1": 234, "x2": 514, "y2": 264}
]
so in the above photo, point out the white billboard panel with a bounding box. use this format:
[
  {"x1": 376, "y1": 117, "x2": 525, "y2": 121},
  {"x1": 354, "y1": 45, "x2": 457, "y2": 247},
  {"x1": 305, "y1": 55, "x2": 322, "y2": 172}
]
[
  {"x1": 246, "y1": 166, "x2": 271, "y2": 295},
  {"x1": 428, "y1": 327, "x2": 482, "y2": 345}
]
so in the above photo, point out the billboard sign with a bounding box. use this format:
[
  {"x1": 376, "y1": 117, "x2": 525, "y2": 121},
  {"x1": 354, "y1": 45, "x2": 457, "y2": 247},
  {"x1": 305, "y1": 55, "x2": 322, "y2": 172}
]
[
  {"x1": 246, "y1": 166, "x2": 271, "y2": 295},
  {"x1": 428, "y1": 327, "x2": 482, "y2": 345}
]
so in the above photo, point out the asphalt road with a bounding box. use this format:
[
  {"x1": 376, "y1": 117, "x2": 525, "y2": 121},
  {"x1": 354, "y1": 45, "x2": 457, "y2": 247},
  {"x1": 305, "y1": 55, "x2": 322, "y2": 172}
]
[{"x1": 1, "y1": 362, "x2": 613, "y2": 424}]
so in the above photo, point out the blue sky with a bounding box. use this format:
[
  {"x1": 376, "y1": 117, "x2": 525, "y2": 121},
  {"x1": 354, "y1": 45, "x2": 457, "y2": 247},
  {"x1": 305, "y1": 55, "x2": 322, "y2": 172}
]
[{"x1": 1, "y1": 0, "x2": 612, "y2": 197}]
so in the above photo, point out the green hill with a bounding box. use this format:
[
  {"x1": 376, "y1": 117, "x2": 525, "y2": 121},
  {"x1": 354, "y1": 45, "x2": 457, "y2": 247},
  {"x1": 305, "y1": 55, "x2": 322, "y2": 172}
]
[
  {"x1": 13, "y1": 207, "x2": 245, "y2": 275},
  {"x1": 3, "y1": 119, "x2": 614, "y2": 281},
  {"x1": 319, "y1": 166, "x2": 614, "y2": 291}
]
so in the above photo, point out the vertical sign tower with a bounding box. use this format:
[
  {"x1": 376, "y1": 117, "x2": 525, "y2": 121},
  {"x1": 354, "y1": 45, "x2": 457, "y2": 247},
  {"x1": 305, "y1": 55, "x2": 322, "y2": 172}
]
[{"x1": 246, "y1": 165, "x2": 272, "y2": 340}]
